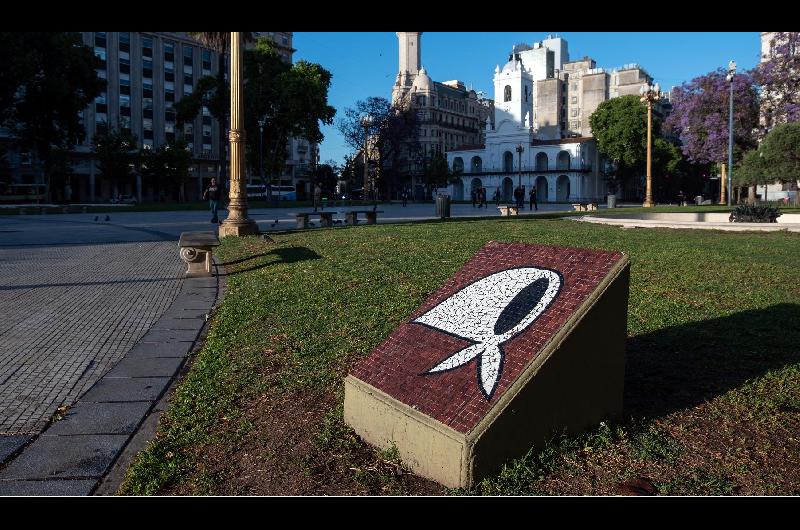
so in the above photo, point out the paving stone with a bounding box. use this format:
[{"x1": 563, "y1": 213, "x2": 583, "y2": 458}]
[
  {"x1": 149, "y1": 317, "x2": 206, "y2": 331},
  {"x1": 0, "y1": 434, "x2": 128, "y2": 480},
  {"x1": 104, "y1": 356, "x2": 185, "y2": 379},
  {"x1": 44, "y1": 402, "x2": 152, "y2": 435},
  {"x1": 80, "y1": 377, "x2": 171, "y2": 403},
  {"x1": 0, "y1": 478, "x2": 96, "y2": 496},
  {"x1": 139, "y1": 328, "x2": 199, "y2": 343},
  {"x1": 126, "y1": 341, "x2": 192, "y2": 358},
  {"x1": 161, "y1": 307, "x2": 209, "y2": 320},
  {"x1": 0, "y1": 436, "x2": 32, "y2": 464}
]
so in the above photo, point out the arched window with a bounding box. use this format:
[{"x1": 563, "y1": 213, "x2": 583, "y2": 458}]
[
  {"x1": 471, "y1": 156, "x2": 482, "y2": 173},
  {"x1": 503, "y1": 151, "x2": 514, "y2": 172},
  {"x1": 535, "y1": 152, "x2": 548, "y2": 172},
  {"x1": 453, "y1": 157, "x2": 464, "y2": 172},
  {"x1": 504, "y1": 85, "x2": 512, "y2": 102},
  {"x1": 557, "y1": 151, "x2": 571, "y2": 170}
]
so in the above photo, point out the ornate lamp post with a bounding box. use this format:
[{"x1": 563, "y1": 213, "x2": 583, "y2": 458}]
[
  {"x1": 361, "y1": 115, "x2": 372, "y2": 202},
  {"x1": 516, "y1": 143, "x2": 524, "y2": 190},
  {"x1": 639, "y1": 82, "x2": 661, "y2": 208},
  {"x1": 219, "y1": 32, "x2": 258, "y2": 237},
  {"x1": 726, "y1": 60, "x2": 736, "y2": 207}
]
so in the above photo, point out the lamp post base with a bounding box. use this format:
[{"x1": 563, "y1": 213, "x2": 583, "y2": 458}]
[
  {"x1": 642, "y1": 200, "x2": 654, "y2": 208},
  {"x1": 219, "y1": 219, "x2": 259, "y2": 237}
]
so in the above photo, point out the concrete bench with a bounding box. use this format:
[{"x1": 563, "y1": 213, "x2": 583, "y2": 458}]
[
  {"x1": 178, "y1": 231, "x2": 220, "y2": 277},
  {"x1": 498, "y1": 205, "x2": 519, "y2": 216},
  {"x1": 572, "y1": 202, "x2": 598, "y2": 212},
  {"x1": 346, "y1": 210, "x2": 384, "y2": 225},
  {"x1": 295, "y1": 211, "x2": 335, "y2": 229}
]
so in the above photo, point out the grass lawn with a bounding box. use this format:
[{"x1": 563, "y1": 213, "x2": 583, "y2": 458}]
[{"x1": 118, "y1": 216, "x2": 800, "y2": 495}]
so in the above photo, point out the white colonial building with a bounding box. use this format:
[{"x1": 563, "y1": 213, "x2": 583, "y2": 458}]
[{"x1": 445, "y1": 55, "x2": 603, "y2": 203}]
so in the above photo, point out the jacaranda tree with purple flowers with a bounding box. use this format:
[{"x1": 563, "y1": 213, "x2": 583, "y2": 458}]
[
  {"x1": 755, "y1": 32, "x2": 800, "y2": 135},
  {"x1": 665, "y1": 68, "x2": 760, "y2": 168}
]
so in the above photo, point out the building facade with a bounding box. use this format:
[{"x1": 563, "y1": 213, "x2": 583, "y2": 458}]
[
  {"x1": 0, "y1": 31, "x2": 313, "y2": 204},
  {"x1": 391, "y1": 32, "x2": 494, "y2": 198},
  {"x1": 444, "y1": 34, "x2": 665, "y2": 203}
]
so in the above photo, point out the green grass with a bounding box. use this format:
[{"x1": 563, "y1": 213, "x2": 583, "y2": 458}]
[{"x1": 118, "y1": 215, "x2": 800, "y2": 495}]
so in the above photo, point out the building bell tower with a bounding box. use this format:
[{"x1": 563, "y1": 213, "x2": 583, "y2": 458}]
[{"x1": 393, "y1": 32, "x2": 422, "y2": 103}]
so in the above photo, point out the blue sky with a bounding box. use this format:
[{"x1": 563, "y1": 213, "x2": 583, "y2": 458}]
[{"x1": 293, "y1": 32, "x2": 762, "y2": 165}]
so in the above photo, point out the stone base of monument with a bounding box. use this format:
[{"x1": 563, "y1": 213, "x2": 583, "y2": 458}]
[{"x1": 344, "y1": 242, "x2": 630, "y2": 489}]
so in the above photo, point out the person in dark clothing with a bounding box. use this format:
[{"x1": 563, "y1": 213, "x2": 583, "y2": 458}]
[
  {"x1": 513, "y1": 186, "x2": 523, "y2": 210},
  {"x1": 529, "y1": 186, "x2": 538, "y2": 211},
  {"x1": 471, "y1": 189, "x2": 477, "y2": 207},
  {"x1": 402, "y1": 188, "x2": 408, "y2": 207},
  {"x1": 493, "y1": 188, "x2": 500, "y2": 205},
  {"x1": 203, "y1": 178, "x2": 221, "y2": 223}
]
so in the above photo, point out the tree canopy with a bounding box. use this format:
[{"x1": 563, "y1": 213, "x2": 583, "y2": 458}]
[
  {"x1": 755, "y1": 32, "x2": 800, "y2": 132},
  {"x1": 665, "y1": 68, "x2": 759, "y2": 165}
]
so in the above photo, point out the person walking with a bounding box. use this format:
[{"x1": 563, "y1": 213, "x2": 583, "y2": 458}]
[
  {"x1": 401, "y1": 188, "x2": 408, "y2": 207},
  {"x1": 313, "y1": 182, "x2": 322, "y2": 212},
  {"x1": 493, "y1": 188, "x2": 500, "y2": 206},
  {"x1": 513, "y1": 186, "x2": 522, "y2": 210},
  {"x1": 471, "y1": 188, "x2": 477, "y2": 208},
  {"x1": 529, "y1": 186, "x2": 537, "y2": 211},
  {"x1": 203, "y1": 178, "x2": 221, "y2": 224}
]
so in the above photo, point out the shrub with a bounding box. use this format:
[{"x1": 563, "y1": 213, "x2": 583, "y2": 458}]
[{"x1": 729, "y1": 203, "x2": 782, "y2": 223}]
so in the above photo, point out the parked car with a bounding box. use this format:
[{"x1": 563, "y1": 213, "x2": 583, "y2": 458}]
[{"x1": 110, "y1": 194, "x2": 138, "y2": 205}]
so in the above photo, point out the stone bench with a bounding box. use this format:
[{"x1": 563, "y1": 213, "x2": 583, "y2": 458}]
[
  {"x1": 295, "y1": 211, "x2": 335, "y2": 229},
  {"x1": 572, "y1": 202, "x2": 598, "y2": 212},
  {"x1": 178, "y1": 231, "x2": 220, "y2": 277},
  {"x1": 498, "y1": 205, "x2": 519, "y2": 216},
  {"x1": 346, "y1": 210, "x2": 384, "y2": 225}
]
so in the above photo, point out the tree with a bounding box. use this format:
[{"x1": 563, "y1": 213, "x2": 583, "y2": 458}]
[
  {"x1": 185, "y1": 33, "x2": 254, "y2": 190},
  {"x1": 589, "y1": 95, "x2": 651, "y2": 197},
  {"x1": 1, "y1": 32, "x2": 104, "y2": 201},
  {"x1": 141, "y1": 139, "x2": 192, "y2": 202},
  {"x1": 336, "y1": 96, "x2": 419, "y2": 199},
  {"x1": 759, "y1": 122, "x2": 800, "y2": 204},
  {"x1": 665, "y1": 68, "x2": 759, "y2": 166},
  {"x1": 735, "y1": 148, "x2": 771, "y2": 201},
  {"x1": 243, "y1": 38, "x2": 335, "y2": 190},
  {"x1": 755, "y1": 32, "x2": 800, "y2": 133},
  {"x1": 423, "y1": 153, "x2": 460, "y2": 192},
  {"x1": 92, "y1": 127, "x2": 139, "y2": 199},
  {"x1": 0, "y1": 33, "x2": 37, "y2": 124}
]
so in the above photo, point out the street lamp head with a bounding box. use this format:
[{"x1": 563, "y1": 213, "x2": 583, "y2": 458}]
[
  {"x1": 728, "y1": 60, "x2": 737, "y2": 73},
  {"x1": 654, "y1": 83, "x2": 660, "y2": 95},
  {"x1": 361, "y1": 115, "x2": 372, "y2": 128},
  {"x1": 257, "y1": 116, "x2": 266, "y2": 127}
]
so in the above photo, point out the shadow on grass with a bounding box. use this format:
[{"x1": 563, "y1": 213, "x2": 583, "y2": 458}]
[
  {"x1": 623, "y1": 303, "x2": 800, "y2": 419},
  {"x1": 222, "y1": 246, "x2": 322, "y2": 275}
]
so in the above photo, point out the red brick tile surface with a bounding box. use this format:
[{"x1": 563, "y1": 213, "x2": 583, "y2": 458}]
[{"x1": 349, "y1": 241, "x2": 625, "y2": 434}]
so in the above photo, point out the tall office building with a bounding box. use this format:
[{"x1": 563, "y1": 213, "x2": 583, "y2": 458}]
[{"x1": 1, "y1": 31, "x2": 313, "y2": 203}]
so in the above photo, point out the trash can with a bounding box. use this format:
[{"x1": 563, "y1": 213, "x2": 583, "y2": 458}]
[
  {"x1": 436, "y1": 194, "x2": 451, "y2": 219},
  {"x1": 607, "y1": 194, "x2": 617, "y2": 209}
]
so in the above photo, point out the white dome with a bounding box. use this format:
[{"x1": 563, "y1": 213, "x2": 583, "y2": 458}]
[{"x1": 413, "y1": 66, "x2": 434, "y2": 91}]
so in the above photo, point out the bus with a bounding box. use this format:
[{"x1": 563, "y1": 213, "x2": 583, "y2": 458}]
[
  {"x1": 244, "y1": 184, "x2": 296, "y2": 201},
  {"x1": 0, "y1": 183, "x2": 47, "y2": 203}
]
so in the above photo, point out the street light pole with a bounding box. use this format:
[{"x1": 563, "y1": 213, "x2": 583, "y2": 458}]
[
  {"x1": 361, "y1": 115, "x2": 372, "y2": 203},
  {"x1": 219, "y1": 31, "x2": 258, "y2": 237},
  {"x1": 516, "y1": 144, "x2": 524, "y2": 189},
  {"x1": 258, "y1": 116, "x2": 265, "y2": 194},
  {"x1": 727, "y1": 60, "x2": 736, "y2": 207},
  {"x1": 639, "y1": 82, "x2": 660, "y2": 208}
]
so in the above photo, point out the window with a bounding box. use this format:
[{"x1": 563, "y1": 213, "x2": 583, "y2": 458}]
[
  {"x1": 282, "y1": 36, "x2": 289, "y2": 45},
  {"x1": 571, "y1": 96, "x2": 577, "y2": 104},
  {"x1": 183, "y1": 74, "x2": 193, "y2": 86},
  {"x1": 184, "y1": 84, "x2": 193, "y2": 95},
  {"x1": 164, "y1": 41, "x2": 175, "y2": 62},
  {"x1": 95, "y1": 32, "x2": 107, "y2": 48},
  {"x1": 143, "y1": 82, "x2": 153, "y2": 99},
  {"x1": 142, "y1": 36, "x2": 153, "y2": 58},
  {"x1": 143, "y1": 59, "x2": 153, "y2": 78},
  {"x1": 165, "y1": 71, "x2": 174, "y2": 82},
  {"x1": 571, "y1": 109, "x2": 578, "y2": 117},
  {"x1": 120, "y1": 78, "x2": 130, "y2": 95},
  {"x1": 119, "y1": 32, "x2": 130, "y2": 53},
  {"x1": 120, "y1": 115, "x2": 131, "y2": 130},
  {"x1": 95, "y1": 48, "x2": 107, "y2": 63},
  {"x1": 119, "y1": 57, "x2": 130, "y2": 74},
  {"x1": 202, "y1": 50, "x2": 212, "y2": 71},
  {"x1": 165, "y1": 89, "x2": 174, "y2": 102},
  {"x1": 119, "y1": 94, "x2": 130, "y2": 108},
  {"x1": 183, "y1": 45, "x2": 193, "y2": 66},
  {"x1": 143, "y1": 139, "x2": 154, "y2": 150},
  {"x1": 165, "y1": 110, "x2": 176, "y2": 123},
  {"x1": 504, "y1": 85, "x2": 511, "y2": 102}
]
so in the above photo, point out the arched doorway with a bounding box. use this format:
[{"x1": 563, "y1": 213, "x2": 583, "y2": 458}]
[
  {"x1": 503, "y1": 151, "x2": 514, "y2": 172},
  {"x1": 557, "y1": 151, "x2": 571, "y2": 170},
  {"x1": 470, "y1": 178, "x2": 483, "y2": 196},
  {"x1": 535, "y1": 152, "x2": 548, "y2": 172},
  {"x1": 453, "y1": 179, "x2": 464, "y2": 201},
  {"x1": 502, "y1": 177, "x2": 514, "y2": 202},
  {"x1": 453, "y1": 157, "x2": 464, "y2": 172},
  {"x1": 556, "y1": 175, "x2": 570, "y2": 202},
  {"x1": 536, "y1": 176, "x2": 548, "y2": 203}
]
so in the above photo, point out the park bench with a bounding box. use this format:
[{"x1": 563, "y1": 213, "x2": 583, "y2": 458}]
[
  {"x1": 571, "y1": 202, "x2": 598, "y2": 212},
  {"x1": 178, "y1": 231, "x2": 220, "y2": 277},
  {"x1": 498, "y1": 205, "x2": 519, "y2": 216},
  {"x1": 345, "y1": 209, "x2": 384, "y2": 225},
  {"x1": 295, "y1": 211, "x2": 336, "y2": 229}
]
